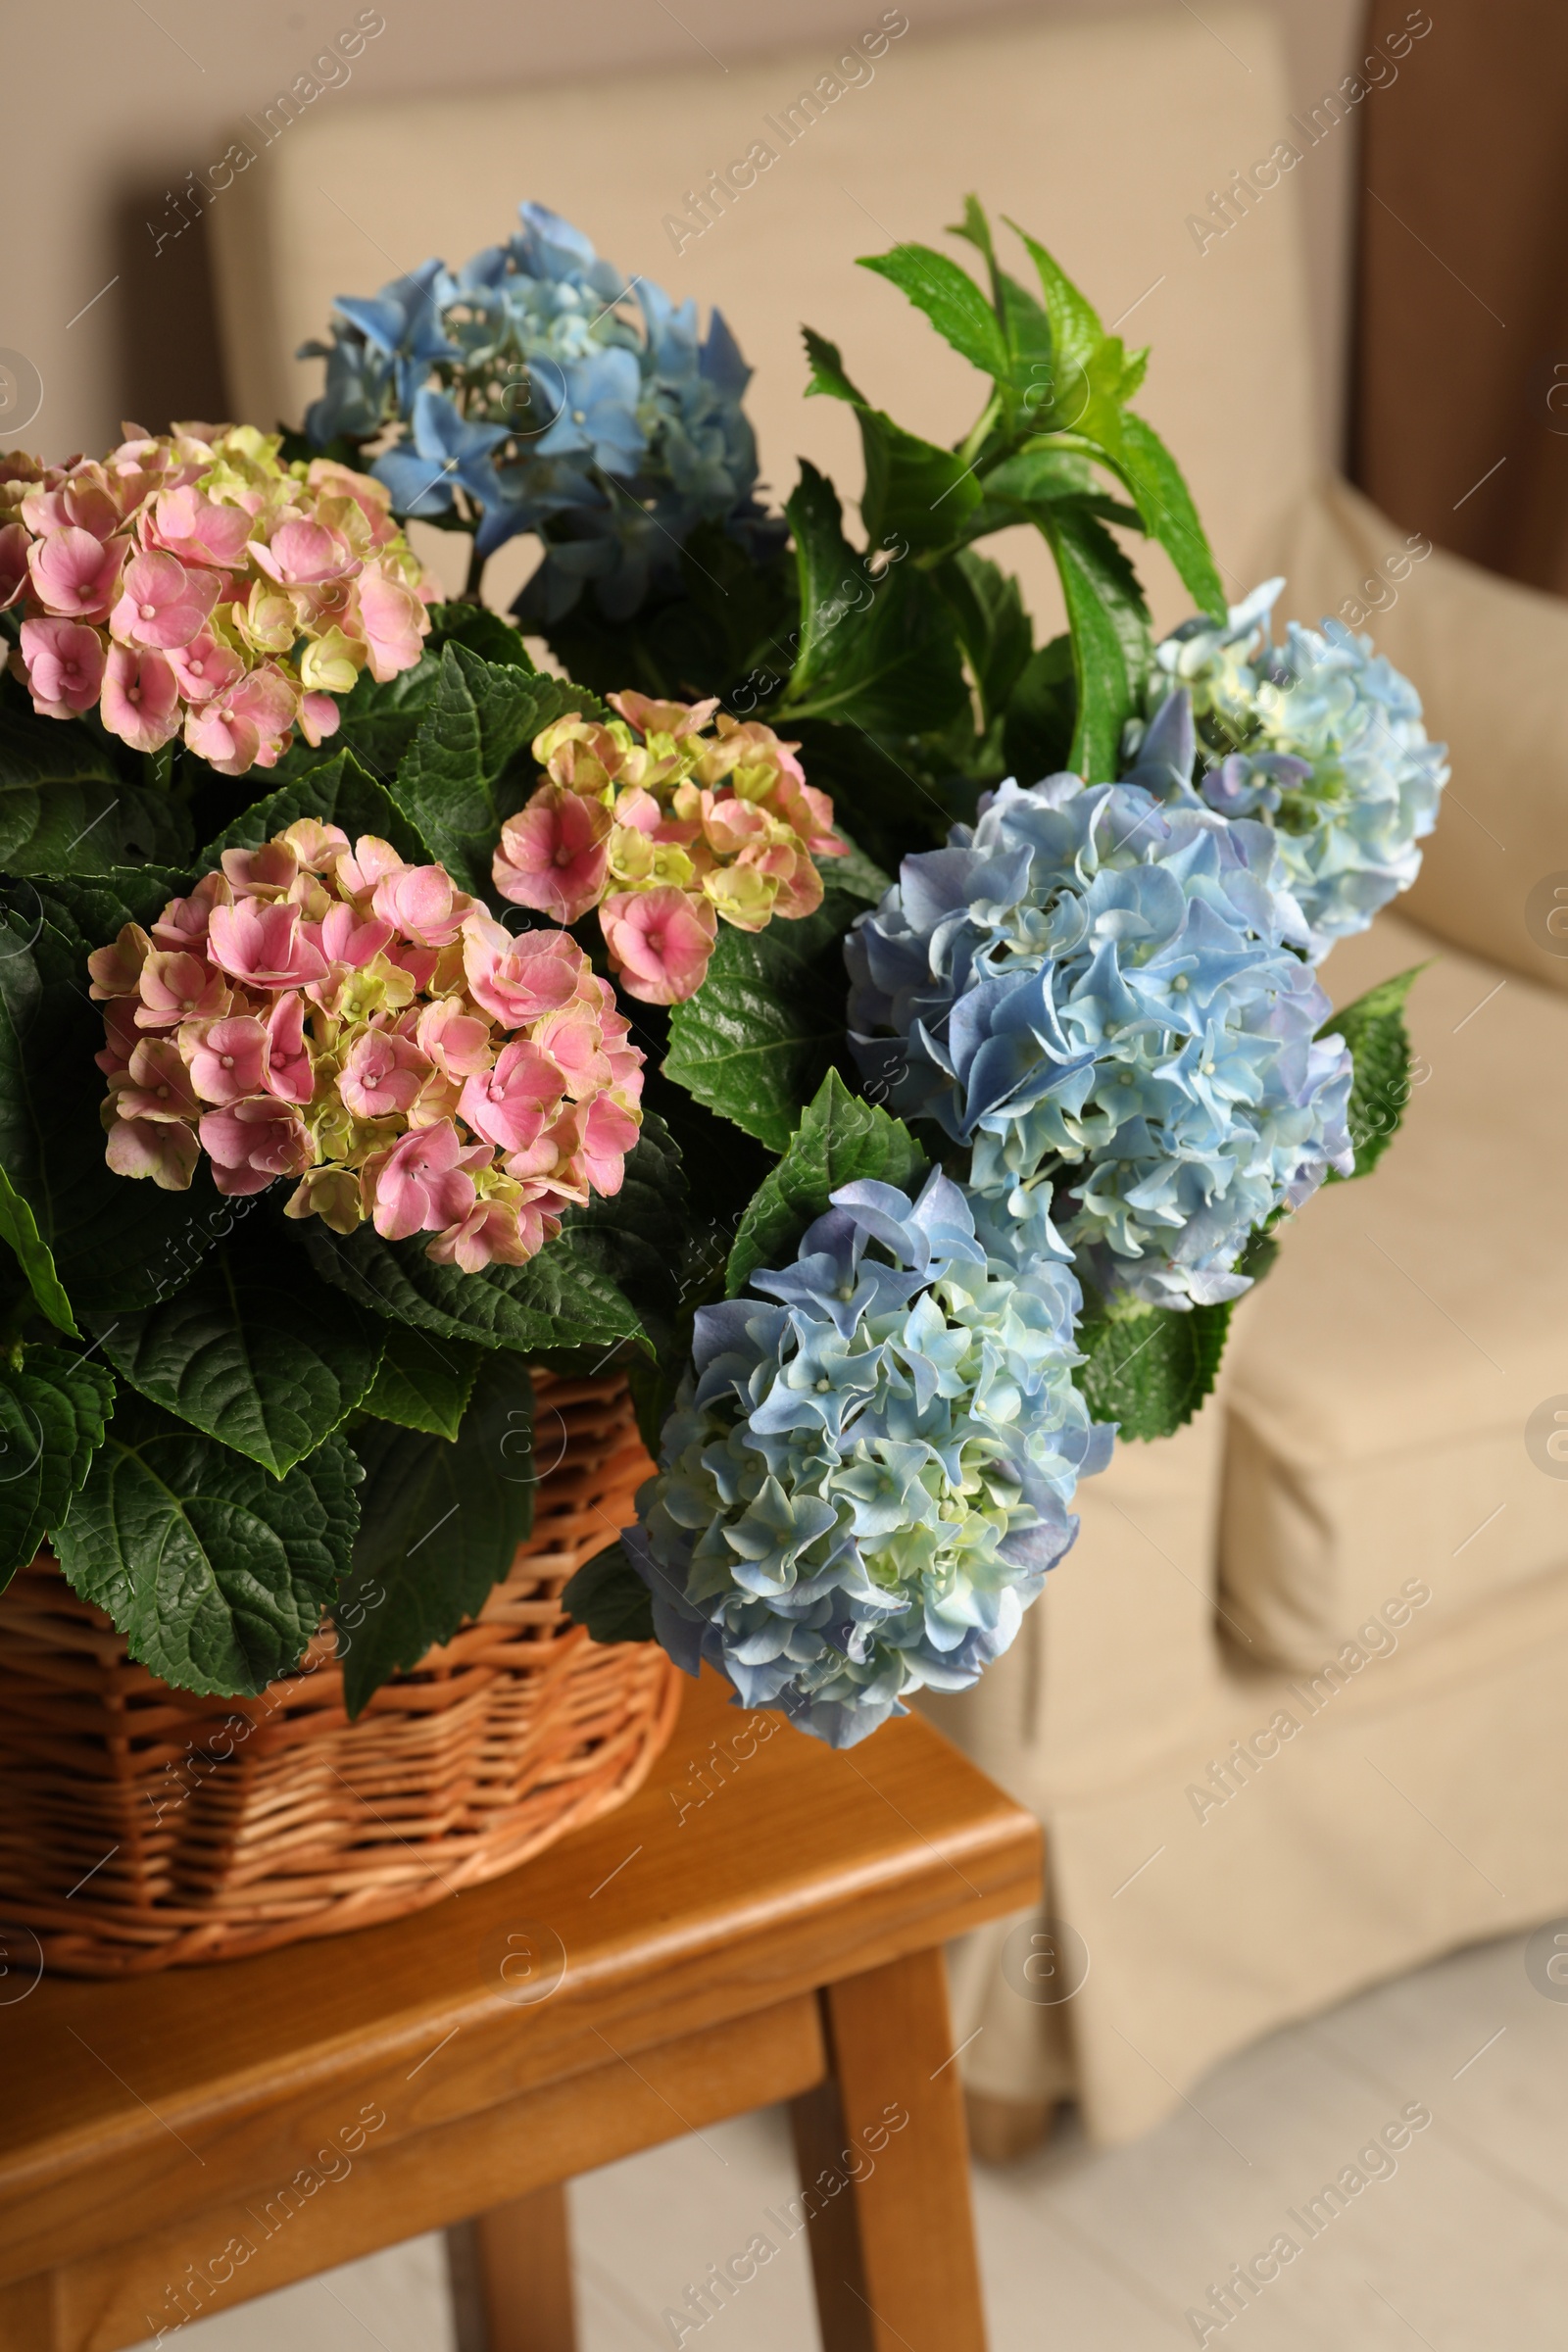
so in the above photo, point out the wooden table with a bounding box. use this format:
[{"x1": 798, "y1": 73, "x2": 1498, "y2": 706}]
[{"x1": 0, "y1": 1668, "x2": 1040, "y2": 2352}]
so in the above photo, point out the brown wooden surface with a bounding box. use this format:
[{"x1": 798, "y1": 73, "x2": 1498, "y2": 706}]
[
  {"x1": 448, "y1": 2183, "x2": 577, "y2": 2352},
  {"x1": 0, "y1": 1666, "x2": 1041, "y2": 2351},
  {"x1": 792, "y1": 1951, "x2": 986, "y2": 2352}
]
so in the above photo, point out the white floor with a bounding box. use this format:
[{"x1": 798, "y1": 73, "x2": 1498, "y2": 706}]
[{"x1": 136, "y1": 1929, "x2": 1568, "y2": 2350}]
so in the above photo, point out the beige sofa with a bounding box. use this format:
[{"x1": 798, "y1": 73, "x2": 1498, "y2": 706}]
[{"x1": 209, "y1": 6, "x2": 1568, "y2": 2148}]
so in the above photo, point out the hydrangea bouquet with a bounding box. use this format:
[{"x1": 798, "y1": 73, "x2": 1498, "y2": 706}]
[{"x1": 0, "y1": 199, "x2": 1442, "y2": 1740}]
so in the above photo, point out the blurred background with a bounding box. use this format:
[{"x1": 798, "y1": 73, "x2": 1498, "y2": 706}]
[{"x1": 11, "y1": 0, "x2": 1568, "y2": 597}]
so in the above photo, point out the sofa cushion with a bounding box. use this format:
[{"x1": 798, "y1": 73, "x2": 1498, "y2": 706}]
[{"x1": 1221, "y1": 907, "x2": 1568, "y2": 1670}]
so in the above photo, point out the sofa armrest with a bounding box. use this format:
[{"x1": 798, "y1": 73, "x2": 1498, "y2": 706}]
[{"x1": 1272, "y1": 475, "x2": 1568, "y2": 994}]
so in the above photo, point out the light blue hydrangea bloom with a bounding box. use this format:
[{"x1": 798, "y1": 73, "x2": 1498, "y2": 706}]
[
  {"x1": 846, "y1": 775, "x2": 1353, "y2": 1312},
  {"x1": 627, "y1": 1169, "x2": 1110, "y2": 1748},
  {"x1": 1125, "y1": 579, "x2": 1449, "y2": 956},
  {"x1": 299, "y1": 201, "x2": 779, "y2": 617}
]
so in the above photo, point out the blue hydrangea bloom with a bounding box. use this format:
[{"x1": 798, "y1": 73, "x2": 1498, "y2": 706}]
[
  {"x1": 628, "y1": 1169, "x2": 1110, "y2": 1748},
  {"x1": 846, "y1": 775, "x2": 1353, "y2": 1312},
  {"x1": 1126, "y1": 579, "x2": 1449, "y2": 957},
  {"x1": 370, "y1": 386, "x2": 508, "y2": 519},
  {"x1": 299, "y1": 200, "x2": 774, "y2": 620}
]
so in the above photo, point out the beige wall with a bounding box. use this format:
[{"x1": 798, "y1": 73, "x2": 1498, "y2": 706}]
[{"x1": 6, "y1": 0, "x2": 1362, "y2": 468}]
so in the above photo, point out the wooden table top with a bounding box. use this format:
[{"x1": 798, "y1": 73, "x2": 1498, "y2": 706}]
[{"x1": 0, "y1": 1667, "x2": 1039, "y2": 2276}]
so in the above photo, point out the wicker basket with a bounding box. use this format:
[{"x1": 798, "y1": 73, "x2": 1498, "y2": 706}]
[{"x1": 0, "y1": 1372, "x2": 680, "y2": 1976}]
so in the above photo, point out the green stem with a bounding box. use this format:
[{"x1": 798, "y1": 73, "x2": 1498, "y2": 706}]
[
  {"x1": 956, "y1": 389, "x2": 1004, "y2": 470},
  {"x1": 461, "y1": 531, "x2": 486, "y2": 605},
  {"x1": 142, "y1": 745, "x2": 173, "y2": 794}
]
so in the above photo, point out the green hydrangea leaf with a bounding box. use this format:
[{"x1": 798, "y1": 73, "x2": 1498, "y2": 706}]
[
  {"x1": 776, "y1": 465, "x2": 968, "y2": 735},
  {"x1": 337, "y1": 1349, "x2": 535, "y2": 1715},
  {"x1": 803, "y1": 334, "x2": 984, "y2": 552},
  {"x1": 360, "y1": 1322, "x2": 481, "y2": 1442},
  {"x1": 87, "y1": 1243, "x2": 385, "y2": 1477},
  {"x1": 54, "y1": 1397, "x2": 362, "y2": 1694},
  {"x1": 389, "y1": 641, "x2": 608, "y2": 903},
  {"x1": 1320, "y1": 962, "x2": 1430, "y2": 1181},
  {"x1": 426, "y1": 601, "x2": 537, "y2": 670},
  {"x1": 822, "y1": 830, "x2": 893, "y2": 906},
  {"x1": 663, "y1": 885, "x2": 863, "y2": 1153},
  {"x1": 196, "y1": 747, "x2": 430, "y2": 868},
  {"x1": 0, "y1": 1346, "x2": 115, "y2": 1590},
  {"x1": 544, "y1": 1110, "x2": 689, "y2": 1367},
  {"x1": 1003, "y1": 635, "x2": 1076, "y2": 782},
  {"x1": 1072, "y1": 1299, "x2": 1232, "y2": 1442},
  {"x1": 1079, "y1": 405, "x2": 1226, "y2": 619},
  {"x1": 1004, "y1": 216, "x2": 1105, "y2": 384},
  {"x1": 32, "y1": 866, "x2": 194, "y2": 950},
  {"x1": 0, "y1": 1162, "x2": 77, "y2": 1336},
  {"x1": 562, "y1": 1539, "x2": 655, "y2": 1645},
  {"x1": 301, "y1": 1216, "x2": 650, "y2": 1362},
  {"x1": 726, "y1": 1068, "x2": 929, "y2": 1296},
  {"x1": 0, "y1": 699, "x2": 192, "y2": 871},
  {"x1": 1039, "y1": 504, "x2": 1151, "y2": 781},
  {"x1": 857, "y1": 245, "x2": 1010, "y2": 382},
  {"x1": 933, "y1": 551, "x2": 1034, "y2": 728}
]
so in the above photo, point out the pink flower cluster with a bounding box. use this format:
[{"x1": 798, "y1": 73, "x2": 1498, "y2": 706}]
[
  {"x1": 2, "y1": 425, "x2": 435, "y2": 775},
  {"x1": 493, "y1": 691, "x2": 846, "y2": 1004},
  {"x1": 88, "y1": 822, "x2": 645, "y2": 1272}
]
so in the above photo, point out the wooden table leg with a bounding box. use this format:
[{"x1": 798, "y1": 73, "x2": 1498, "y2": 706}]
[
  {"x1": 790, "y1": 1946, "x2": 987, "y2": 2352},
  {"x1": 447, "y1": 2181, "x2": 577, "y2": 2352}
]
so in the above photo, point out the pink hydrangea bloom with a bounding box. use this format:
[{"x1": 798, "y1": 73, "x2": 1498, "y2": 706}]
[
  {"x1": 18, "y1": 617, "x2": 107, "y2": 716},
  {"x1": 247, "y1": 516, "x2": 356, "y2": 587},
  {"x1": 145, "y1": 488, "x2": 253, "y2": 570},
  {"x1": 493, "y1": 694, "x2": 841, "y2": 987},
  {"x1": 600, "y1": 886, "x2": 716, "y2": 1005},
  {"x1": 463, "y1": 914, "x2": 584, "y2": 1028},
  {"x1": 108, "y1": 550, "x2": 220, "y2": 650},
  {"x1": 315, "y1": 901, "x2": 395, "y2": 970},
  {"x1": 428, "y1": 1194, "x2": 549, "y2": 1273},
  {"x1": 186, "y1": 1015, "x2": 270, "y2": 1102},
  {"x1": 371, "y1": 863, "x2": 474, "y2": 949},
  {"x1": 493, "y1": 786, "x2": 612, "y2": 926},
  {"x1": 183, "y1": 664, "x2": 298, "y2": 776},
  {"x1": 100, "y1": 643, "x2": 180, "y2": 754},
  {"x1": 416, "y1": 997, "x2": 493, "y2": 1079},
  {"x1": 208, "y1": 900, "x2": 329, "y2": 993},
  {"x1": 136, "y1": 950, "x2": 230, "y2": 1028},
  {"x1": 220, "y1": 841, "x2": 298, "y2": 901},
  {"x1": 363, "y1": 1119, "x2": 487, "y2": 1240},
  {"x1": 88, "y1": 923, "x2": 151, "y2": 1001},
  {"x1": 299, "y1": 692, "x2": 342, "y2": 747},
  {"x1": 198, "y1": 1095, "x2": 313, "y2": 1196},
  {"x1": 264, "y1": 991, "x2": 315, "y2": 1104},
  {"x1": 106, "y1": 1113, "x2": 199, "y2": 1190},
  {"x1": 4, "y1": 426, "x2": 434, "y2": 772},
  {"x1": 120, "y1": 1039, "x2": 200, "y2": 1123},
  {"x1": 354, "y1": 567, "x2": 427, "y2": 682},
  {"x1": 335, "y1": 834, "x2": 407, "y2": 904},
  {"x1": 339, "y1": 1027, "x2": 431, "y2": 1118},
  {"x1": 26, "y1": 527, "x2": 126, "y2": 622},
  {"x1": 458, "y1": 1041, "x2": 566, "y2": 1153},
  {"x1": 151, "y1": 872, "x2": 231, "y2": 955},
  {"x1": 166, "y1": 629, "x2": 244, "y2": 705},
  {"x1": 608, "y1": 690, "x2": 718, "y2": 740},
  {"x1": 95, "y1": 828, "x2": 645, "y2": 1274}
]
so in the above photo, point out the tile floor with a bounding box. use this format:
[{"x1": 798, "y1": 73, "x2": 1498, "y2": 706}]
[{"x1": 134, "y1": 1929, "x2": 1568, "y2": 2351}]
